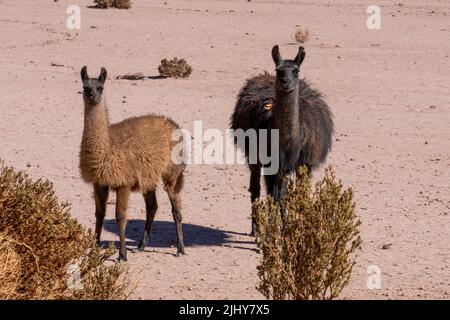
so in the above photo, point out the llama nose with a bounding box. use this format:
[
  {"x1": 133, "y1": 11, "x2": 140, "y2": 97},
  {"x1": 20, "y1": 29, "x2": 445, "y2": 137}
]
[{"x1": 279, "y1": 80, "x2": 289, "y2": 89}]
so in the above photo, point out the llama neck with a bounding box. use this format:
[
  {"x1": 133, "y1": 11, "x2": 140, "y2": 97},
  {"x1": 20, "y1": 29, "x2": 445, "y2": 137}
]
[
  {"x1": 82, "y1": 97, "x2": 111, "y2": 161},
  {"x1": 273, "y1": 84, "x2": 300, "y2": 146}
]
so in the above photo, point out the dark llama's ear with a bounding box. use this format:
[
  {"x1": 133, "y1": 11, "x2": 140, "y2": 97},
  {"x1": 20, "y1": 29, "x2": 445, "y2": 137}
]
[
  {"x1": 294, "y1": 46, "x2": 306, "y2": 67},
  {"x1": 272, "y1": 45, "x2": 282, "y2": 66},
  {"x1": 98, "y1": 67, "x2": 107, "y2": 83},
  {"x1": 81, "y1": 66, "x2": 88, "y2": 82}
]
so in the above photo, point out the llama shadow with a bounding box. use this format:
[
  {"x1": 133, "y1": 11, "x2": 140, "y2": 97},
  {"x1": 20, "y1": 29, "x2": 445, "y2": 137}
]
[{"x1": 101, "y1": 219, "x2": 257, "y2": 253}]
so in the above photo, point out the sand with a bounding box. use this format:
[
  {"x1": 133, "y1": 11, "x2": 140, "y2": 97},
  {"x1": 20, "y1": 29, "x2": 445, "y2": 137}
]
[{"x1": 0, "y1": 0, "x2": 449, "y2": 299}]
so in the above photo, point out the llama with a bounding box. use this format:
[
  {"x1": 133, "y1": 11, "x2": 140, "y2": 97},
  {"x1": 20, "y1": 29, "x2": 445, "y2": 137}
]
[
  {"x1": 230, "y1": 46, "x2": 334, "y2": 235},
  {"x1": 79, "y1": 66, "x2": 186, "y2": 261}
]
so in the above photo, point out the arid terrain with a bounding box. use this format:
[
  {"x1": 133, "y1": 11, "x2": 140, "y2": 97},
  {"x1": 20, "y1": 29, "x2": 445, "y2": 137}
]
[{"x1": 1, "y1": 0, "x2": 449, "y2": 299}]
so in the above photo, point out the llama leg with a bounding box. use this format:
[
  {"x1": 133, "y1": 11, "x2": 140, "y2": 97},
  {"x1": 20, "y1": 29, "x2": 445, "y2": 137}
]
[
  {"x1": 267, "y1": 174, "x2": 289, "y2": 223},
  {"x1": 264, "y1": 174, "x2": 276, "y2": 198},
  {"x1": 94, "y1": 184, "x2": 109, "y2": 245},
  {"x1": 115, "y1": 186, "x2": 130, "y2": 261},
  {"x1": 249, "y1": 164, "x2": 261, "y2": 236},
  {"x1": 271, "y1": 175, "x2": 282, "y2": 202},
  {"x1": 165, "y1": 173, "x2": 185, "y2": 256},
  {"x1": 138, "y1": 189, "x2": 158, "y2": 251},
  {"x1": 279, "y1": 176, "x2": 288, "y2": 199},
  {"x1": 168, "y1": 192, "x2": 185, "y2": 256}
]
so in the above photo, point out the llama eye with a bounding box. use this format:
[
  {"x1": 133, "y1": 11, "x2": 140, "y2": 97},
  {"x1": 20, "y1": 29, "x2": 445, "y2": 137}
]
[
  {"x1": 97, "y1": 87, "x2": 103, "y2": 94},
  {"x1": 83, "y1": 87, "x2": 91, "y2": 93}
]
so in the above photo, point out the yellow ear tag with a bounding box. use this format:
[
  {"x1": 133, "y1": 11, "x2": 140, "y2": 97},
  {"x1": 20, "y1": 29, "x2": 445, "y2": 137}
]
[{"x1": 263, "y1": 103, "x2": 273, "y2": 111}]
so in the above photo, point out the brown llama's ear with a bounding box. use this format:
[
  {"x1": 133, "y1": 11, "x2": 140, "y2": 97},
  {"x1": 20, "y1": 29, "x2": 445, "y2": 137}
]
[
  {"x1": 98, "y1": 67, "x2": 107, "y2": 83},
  {"x1": 294, "y1": 46, "x2": 306, "y2": 67},
  {"x1": 81, "y1": 66, "x2": 88, "y2": 81},
  {"x1": 272, "y1": 45, "x2": 282, "y2": 66}
]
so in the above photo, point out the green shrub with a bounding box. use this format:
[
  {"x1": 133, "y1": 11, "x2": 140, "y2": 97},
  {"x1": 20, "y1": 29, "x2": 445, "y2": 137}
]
[
  {"x1": 253, "y1": 166, "x2": 362, "y2": 300},
  {"x1": 158, "y1": 57, "x2": 193, "y2": 78},
  {"x1": 0, "y1": 160, "x2": 131, "y2": 299}
]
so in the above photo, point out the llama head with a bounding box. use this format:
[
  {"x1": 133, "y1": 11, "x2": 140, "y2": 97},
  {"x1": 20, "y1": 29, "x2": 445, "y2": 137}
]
[
  {"x1": 80, "y1": 66, "x2": 107, "y2": 105},
  {"x1": 271, "y1": 45, "x2": 305, "y2": 93}
]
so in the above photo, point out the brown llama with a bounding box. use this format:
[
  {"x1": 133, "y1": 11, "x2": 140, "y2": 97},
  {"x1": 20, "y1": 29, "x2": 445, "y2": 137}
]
[
  {"x1": 79, "y1": 66, "x2": 186, "y2": 261},
  {"x1": 230, "y1": 46, "x2": 334, "y2": 235}
]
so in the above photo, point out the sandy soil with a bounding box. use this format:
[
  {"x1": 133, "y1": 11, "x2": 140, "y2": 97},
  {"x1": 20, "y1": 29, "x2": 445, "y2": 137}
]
[{"x1": 1, "y1": 0, "x2": 449, "y2": 299}]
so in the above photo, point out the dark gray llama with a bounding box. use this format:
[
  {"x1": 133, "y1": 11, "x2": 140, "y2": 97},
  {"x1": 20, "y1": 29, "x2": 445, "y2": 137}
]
[{"x1": 230, "y1": 45, "x2": 334, "y2": 235}]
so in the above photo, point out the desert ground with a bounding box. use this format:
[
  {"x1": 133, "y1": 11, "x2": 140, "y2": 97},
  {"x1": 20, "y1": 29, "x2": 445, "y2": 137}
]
[{"x1": 1, "y1": 0, "x2": 449, "y2": 299}]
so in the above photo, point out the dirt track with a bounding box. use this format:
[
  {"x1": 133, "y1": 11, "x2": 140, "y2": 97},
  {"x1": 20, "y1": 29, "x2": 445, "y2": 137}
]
[{"x1": 0, "y1": 0, "x2": 449, "y2": 299}]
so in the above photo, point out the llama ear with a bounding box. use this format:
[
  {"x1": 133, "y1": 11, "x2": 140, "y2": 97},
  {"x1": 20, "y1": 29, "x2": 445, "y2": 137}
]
[
  {"x1": 81, "y1": 66, "x2": 88, "y2": 82},
  {"x1": 272, "y1": 45, "x2": 282, "y2": 66},
  {"x1": 294, "y1": 46, "x2": 306, "y2": 67},
  {"x1": 98, "y1": 67, "x2": 107, "y2": 83}
]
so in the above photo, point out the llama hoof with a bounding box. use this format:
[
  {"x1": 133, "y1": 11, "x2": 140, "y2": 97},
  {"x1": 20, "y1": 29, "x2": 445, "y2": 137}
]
[
  {"x1": 137, "y1": 240, "x2": 146, "y2": 252},
  {"x1": 175, "y1": 248, "x2": 186, "y2": 257},
  {"x1": 118, "y1": 253, "x2": 128, "y2": 262}
]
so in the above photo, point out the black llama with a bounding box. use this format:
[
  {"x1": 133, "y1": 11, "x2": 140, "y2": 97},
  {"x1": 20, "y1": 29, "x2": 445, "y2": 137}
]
[{"x1": 230, "y1": 45, "x2": 334, "y2": 235}]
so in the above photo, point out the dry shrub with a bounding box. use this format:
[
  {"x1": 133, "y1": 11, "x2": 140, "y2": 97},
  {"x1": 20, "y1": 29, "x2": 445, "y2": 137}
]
[
  {"x1": 253, "y1": 166, "x2": 362, "y2": 300},
  {"x1": 158, "y1": 57, "x2": 193, "y2": 78},
  {"x1": 0, "y1": 234, "x2": 22, "y2": 299},
  {"x1": 294, "y1": 25, "x2": 310, "y2": 44},
  {"x1": 93, "y1": 0, "x2": 131, "y2": 9},
  {"x1": 0, "y1": 160, "x2": 131, "y2": 300}
]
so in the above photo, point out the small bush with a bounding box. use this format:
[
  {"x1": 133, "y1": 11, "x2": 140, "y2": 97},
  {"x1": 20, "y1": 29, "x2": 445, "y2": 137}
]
[
  {"x1": 0, "y1": 233, "x2": 21, "y2": 299},
  {"x1": 93, "y1": 0, "x2": 131, "y2": 9},
  {"x1": 0, "y1": 160, "x2": 131, "y2": 300},
  {"x1": 158, "y1": 57, "x2": 193, "y2": 78},
  {"x1": 294, "y1": 25, "x2": 310, "y2": 44},
  {"x1": 253, "y1": 166, "x2": 362, "y2": 300}
]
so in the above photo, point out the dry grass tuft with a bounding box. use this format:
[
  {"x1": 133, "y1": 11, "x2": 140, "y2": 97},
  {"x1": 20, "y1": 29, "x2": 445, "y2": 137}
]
[
  {"x1": 158, "y1": 57, "x2": 193, "y2": 78},
  {"x1": 253, "y1": 166, "x2": 362, "y2": 300},
  {"x1": 93, "y1": 0, "x2": 131, "y2": 9},
  {"x1": 294, "y1": 25, "x2": 310, "y2": 44},
  {"x1": 0, "y1": 160, "x2": 131, "y2": 300},
  {"x1": 0, "y1": 233, "x2": 22, "y2": 299}
]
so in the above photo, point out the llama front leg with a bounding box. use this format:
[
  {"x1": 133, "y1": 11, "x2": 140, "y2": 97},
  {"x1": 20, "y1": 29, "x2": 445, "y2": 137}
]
[
  {"x1": 138, "y1": 190, "x2": 158, "y2": 251},
  {"x1": 115, "y1": 186, "x2": 130, "y2": 261},
  {"x1": 272, "y1": 174, "x2": 288, "y2": 202},
  {"x1": 264, "y1": 174, "x2": 281, "y2": 201},
  {"x1": 249, "y1": 164, "x2": 261, "y2": 236},
  {"x1": 266, "y1": 174, "x2": 289, "y2": 223},
  {"x1": 94, "y1": 184, "x2": 109, "y2": 245}
]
